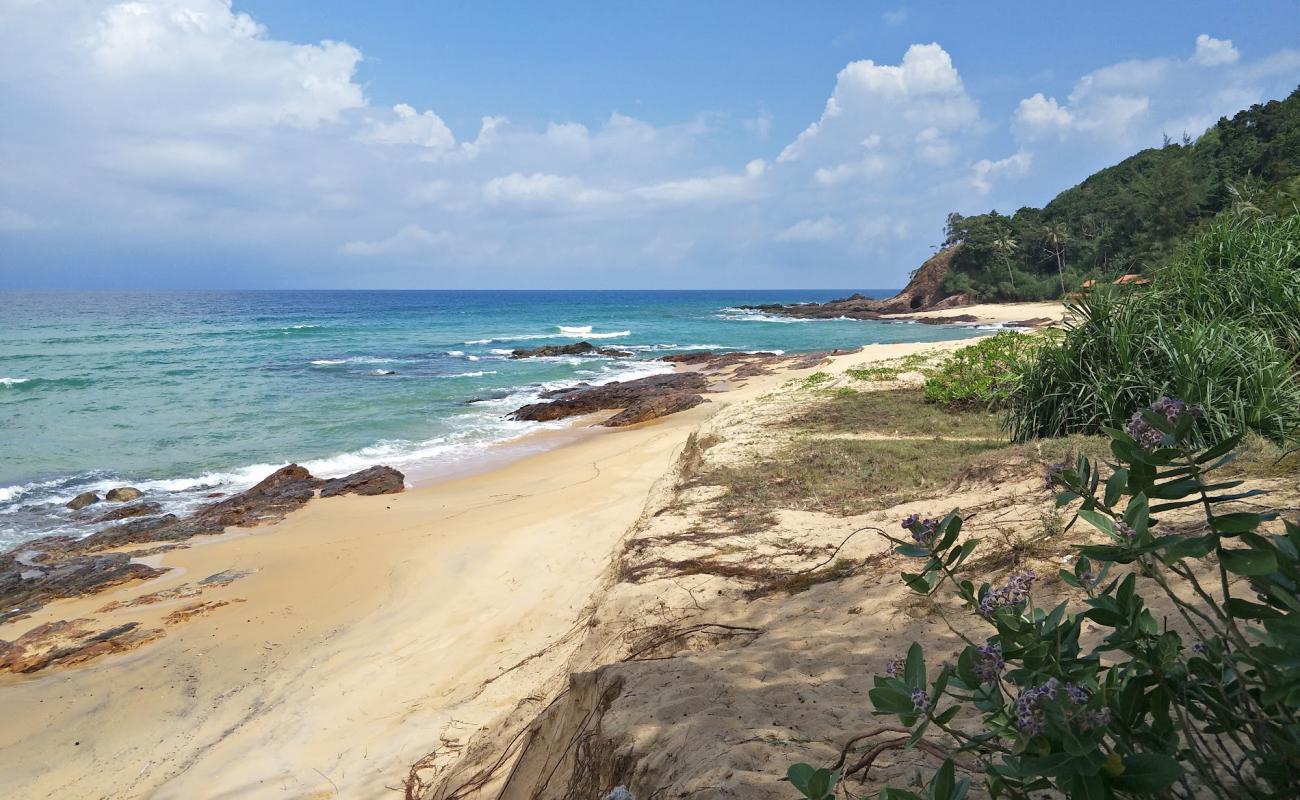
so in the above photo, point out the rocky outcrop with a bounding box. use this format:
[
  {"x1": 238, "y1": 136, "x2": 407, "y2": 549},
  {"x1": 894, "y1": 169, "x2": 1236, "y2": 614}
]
[
  {"x1": 0, "y1": 618, "x2": 164, "y2": 673},
  {"x1": 105, "y1": 487, "x2": 142, "y2": 502},
  {"x1": 737, "y1": 246, "x2": 968, "y2": 320},
  {"x1": 66, "y1": 491, "x2": 100, "y2": 510},
  {"x1": 510, "y1": 373, "x2": 710, "y2": 425},
  {"x1": 1, "y1": 463, "x2": 407, "y2": 618},
  {"x1": 93, "y1": 502, "x2": 163, "y2": 523},
  {"x1": 510, "y1": 342, "x2": 632, "y2": 359},
  {"x1": 320, "y1": 465, "x2": 405, "y2": 498},
  {"x1": 604, "y1": 393, "x2": 706, "y2": 427},
  {"x1": 0, "y1": 552, "x2": 164, "y2": 623}
]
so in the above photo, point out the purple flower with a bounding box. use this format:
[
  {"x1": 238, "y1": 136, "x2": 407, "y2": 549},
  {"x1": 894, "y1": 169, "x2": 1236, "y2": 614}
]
[
  {"x1": 1044, "y1": 462, "x2": 1069, "y2": 490},
  {"x1": 1191, "y1": 641, "x2": 1208, "y2": 656},
  {"x1": 975, "y1": 643, "x2": 1004, "y2": 683},
  {"x1": 1066, "y1": 683, "x2": 1089, "y2": 704},
  {"x1": 911, "y1": 689, "x2": 930, "y2": 711},
  {"x1": 883, "y1": 656, "x2": 905, "y2": 678},
  {"x1": 978, "y1": 570, "x2": 1037, "y2": 618},
  {"x1": 901, "y1": 514, "x2": 920, "y2": 530},
  {"x1": 1115, "y1": 522, "x2": 1137, "y2": 540},
  {"x1": 1085, "y1": 708, "x2": 1112, "y2": 729},
  {"x1": 901, "y1": 513, "x2": 942, "y2": 547},
  {"x1": 1079, "y1": 570, "x2": 1096, "y2": 586},
  {"x1": 1126, "y1": 396, "x2": 1204, "y2": 451},
  {"x1": 1013, "y1": 677, "x2": 1060, "y2": 734}
]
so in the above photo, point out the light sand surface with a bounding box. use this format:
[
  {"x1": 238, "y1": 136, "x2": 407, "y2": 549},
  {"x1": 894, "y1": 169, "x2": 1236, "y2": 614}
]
[
  {"x1": 0, "y1": 339, "x2": 978, "y2": 799},
  {"x1": 882, "y1": 301, "x2": 1066, "y2": 325}
]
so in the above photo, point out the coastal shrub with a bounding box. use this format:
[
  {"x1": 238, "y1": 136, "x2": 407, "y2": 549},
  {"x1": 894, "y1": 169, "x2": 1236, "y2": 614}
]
[
  {"x1": 922, "y1": 332, "x2": 1047, "y2": 411},
  {"x1": 1008, "y1": 213, "x2": 1300, "y2": 446},
  {"x1": 787, "y1": 398, "x2": 1300, "y2": 799}
]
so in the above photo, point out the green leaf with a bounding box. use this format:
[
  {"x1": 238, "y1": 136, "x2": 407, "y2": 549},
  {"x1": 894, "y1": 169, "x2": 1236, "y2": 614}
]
[
  {"x1": 930, "y1": 760, "x2": 955, "y2": 800},
  {"x1": 1104, "y1": 468, "x2": 1128, "y2": 507},
  {"x1": 787, "y1": 763, "x2": 814, "y2": 795},
  {"x1": 1111, "y1": 752, "x2": 1183, "y2": 793},
  {"x1": 1068, "y1": 773, "x2": 1109, "y2": 800},
  {"x1": 896, "y1": 544, "x2": 932, "y2": 558},
  {"x1": 1196, "y1": 433, "x2": 1243, "y2": 464},
  {"x1": 904, "y1": 642, "x2": 926, "y2": 688},
  {"x1": 1212, "y1": 512, "x2": 1265, "y2": 534},
  {"x1": 1078, "y1": 508, "x2": 1116, "y2": 537},
  {"x1": 1220, "y1": 548, "x2": 1278, "y2": 576}
]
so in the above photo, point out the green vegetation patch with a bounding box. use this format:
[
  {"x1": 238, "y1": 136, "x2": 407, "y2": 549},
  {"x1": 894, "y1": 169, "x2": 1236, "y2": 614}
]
[
  {"x1": 791, "y1": 387, "x2": 1006, "y2": 440},
  {"x1": 921, "y1": 331, "x2": 1050, "y2": 410},
  {"x1": 1009, "y1": 213, "x2": 1300, "y2": 445}
]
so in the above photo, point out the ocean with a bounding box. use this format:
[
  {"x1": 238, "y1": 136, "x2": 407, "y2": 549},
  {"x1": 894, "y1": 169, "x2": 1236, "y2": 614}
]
[{"x1": 0, "y1": 290, "x2": 991, "y2": 547}]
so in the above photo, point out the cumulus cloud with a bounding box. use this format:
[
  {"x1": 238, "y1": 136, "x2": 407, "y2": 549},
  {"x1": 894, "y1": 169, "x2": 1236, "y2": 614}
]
[
  {"x1": 970, "y1": 151, "x2": 1032, "y2": 194},
  {"x1": 362, "y1": 104, "x2": 455, "y2": 149},
  {"x1": 340, "y1": 224, "x2": 449, "y2": 256},
  {"x1": 1194, "y1": 34, "x2": 1239, "y2": 67}
]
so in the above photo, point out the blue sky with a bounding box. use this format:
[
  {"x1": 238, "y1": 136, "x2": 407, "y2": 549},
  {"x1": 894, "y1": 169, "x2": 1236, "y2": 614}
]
[{"x1": 1, "y1": 1, "x2": 1298, "y2": 289}]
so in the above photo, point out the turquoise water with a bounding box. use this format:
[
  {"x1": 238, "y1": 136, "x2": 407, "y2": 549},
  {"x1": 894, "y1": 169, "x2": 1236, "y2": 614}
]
[{"x1": 0, "y1": 290, "x2": 990, "y2": 545}]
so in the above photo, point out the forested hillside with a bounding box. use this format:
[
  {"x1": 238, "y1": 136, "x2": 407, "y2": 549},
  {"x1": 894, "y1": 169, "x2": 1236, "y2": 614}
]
[{"x1": 941, "y1": 86, "x2": 1300, "y2": 301}]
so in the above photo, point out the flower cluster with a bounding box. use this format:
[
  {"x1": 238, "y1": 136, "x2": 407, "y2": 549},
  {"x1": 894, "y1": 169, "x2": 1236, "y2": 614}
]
[
  {"x1": 975, "y1": 642, "x2": 1004, "y2": 683},
  {"x1": 1115, "y1": 521, "x2": 1136, "y2": 540},
  {"x1": 1043, "y1": 462, "x2": 1069, "y2": 490},
  {"x1": 1065, "y1": 682, "x2": 1089, "y2": 705},
  {"x1": 911, "y1": 689, "x2": 930, "y2": 711},
  {"x1": 901, "y1": 514, "x2": 940, "y2": 546},
  {"x1": 978, "y1": 570, "x2": 1037, "y2": 618},
  {"x1": 1084, "y1": 708, "x2": 1112, "y2": 729},
  {"x1": 1126, "y1": 396, "x2": 1203, "y2": 450},
  {"x1": 883, "y1": 656, "x2": 905, "y2": 678},
  {"x1": 1014, "y1": 677, "x2": 1060, "y2": 734}
]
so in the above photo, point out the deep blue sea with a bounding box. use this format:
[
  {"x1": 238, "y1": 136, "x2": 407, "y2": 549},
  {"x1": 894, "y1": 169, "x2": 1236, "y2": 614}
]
[{"x1": 0, "y1": 290, "x2": 991, "y2": 546}]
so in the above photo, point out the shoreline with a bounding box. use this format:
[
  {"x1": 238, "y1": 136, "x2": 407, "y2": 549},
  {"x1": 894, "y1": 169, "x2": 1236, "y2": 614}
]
[{"x1": 0, "y1": 338, "x2": 977, "y2": 798}]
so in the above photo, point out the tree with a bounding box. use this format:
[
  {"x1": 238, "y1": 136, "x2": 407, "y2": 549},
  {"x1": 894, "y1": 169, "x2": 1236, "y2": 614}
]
[
  {"x1": 991, "y1": 230, "x2": 1018, "y2": 290},
  {"x1": 1041, "y1": 223, "x2": 1069, "y2": 294}
]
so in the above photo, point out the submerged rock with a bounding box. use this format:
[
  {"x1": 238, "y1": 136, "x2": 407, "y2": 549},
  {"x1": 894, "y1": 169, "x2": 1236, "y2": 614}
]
[
  {"x1": 66, "y1": 491, "x2": 100, "y2": 510},
  {"x1": 510, "y1": 341, "x2": 633, "y2": 359},
  {"x1": 105, "y1": 487, "x2": 142, "y2": 502},
  {"x1": 320, "y1": 465, "x2": 406, "y2": 498}
]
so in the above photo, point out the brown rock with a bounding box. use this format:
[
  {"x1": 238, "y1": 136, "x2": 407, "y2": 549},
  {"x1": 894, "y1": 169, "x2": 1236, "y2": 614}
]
[
  {"x1": 509, "y1": 341, "x2": 632, "y2": 359},
  {"x1": 320, "y1": 465, "x2": 406, "y2": 498},
  {"x1": 603, "y1": 393, "x2": 707, "y2": 426},
  {"x1": 0, "y1": 552, "x2": 163, "y2": 624},
  {"x1": 93, "y1": 502, "x2": 163, "y2": 523},
  {"x1": 105, "y1": 486, "x2": 143, "y2": 502},
  {"x1": 509, "y1": 373, "x2": 709, "y2": 423},
  {"x1": 66, "y1": 491, "x2": 100, "y2": 510},
  {"x1": 0, "y1": 618, "x2": 164, "y2": 673}
]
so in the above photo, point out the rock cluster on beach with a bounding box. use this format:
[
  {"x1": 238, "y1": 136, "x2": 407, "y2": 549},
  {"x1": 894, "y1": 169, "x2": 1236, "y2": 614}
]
[
  {"x1": 0, "y1": 463, "x2": 407, "y2": 623},
  {"x1": 510, "y1": 372, "x2": 710, "y2": 425},
  {"x1": 509, "y1": 341, "x2": 633, "y2": 359}
]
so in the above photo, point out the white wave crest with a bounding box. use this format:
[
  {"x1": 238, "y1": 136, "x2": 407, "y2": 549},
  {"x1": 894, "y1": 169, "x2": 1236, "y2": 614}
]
[
  {"x1": 0, "y1": 377, "x2": 30, "y2": 386},
  {"x1": 558, "y1": 325, "x2": 592, "y2": 334}
]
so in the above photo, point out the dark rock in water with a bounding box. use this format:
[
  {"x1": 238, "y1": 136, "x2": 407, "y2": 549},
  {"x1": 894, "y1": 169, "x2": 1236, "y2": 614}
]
[
  {"x1": 510, "y1": 341, "x2": 633, "y2": 359},
  {"x1": 375, "y1": 369, "x2": 398, "y2": 376},
  {"x1": 510, "y1": 372, "x2": 710, "y2": 423},
  {"x1": 66, "y1": 492, "x2": 100, "y2": 511},
  {"x1": 105, "y1": 487, "x2": 142, "y2": 502},
  {"x1": 93, "y1": 502, "x2": 163, "y2": 523},
  {"x1": 603, "y1": 393, "x2": 707, "y2": 427},
  {"x1": 320, "y1": 465, "x2": 406, "y2": 498},
  {"x1": 0, "y1": 552, "x2": 164, "y2": 624}
]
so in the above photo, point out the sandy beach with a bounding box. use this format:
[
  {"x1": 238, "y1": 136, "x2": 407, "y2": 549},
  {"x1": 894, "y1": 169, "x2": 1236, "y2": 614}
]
[
  {"x1": 881, "y1": 301, "x2": 1067, "y2": 326},
  {"x1": 0, "y1": 341, "x2": 967, "y2": 799}
]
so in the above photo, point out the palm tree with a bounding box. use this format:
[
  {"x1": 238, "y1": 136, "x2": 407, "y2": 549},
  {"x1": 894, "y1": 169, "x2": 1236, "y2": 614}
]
[
  {"x1": 991, "y1": 231, "x2": 1018, "y2": 291},
  {"x1": 1042, "y1": 223, "x2": 1070, "y2": 295}
]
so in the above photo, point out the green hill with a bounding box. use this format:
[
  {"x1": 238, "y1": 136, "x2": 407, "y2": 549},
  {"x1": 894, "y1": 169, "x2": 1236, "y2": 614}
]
[{"x1": 941, "y1": 86, "x2": 1300, "y2": 301}]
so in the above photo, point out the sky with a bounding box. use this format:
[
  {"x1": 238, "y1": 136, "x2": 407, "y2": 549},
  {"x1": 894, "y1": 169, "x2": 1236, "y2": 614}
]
[{"x1": 1, "y1": 1, "x2": 1298, "y2": 290}]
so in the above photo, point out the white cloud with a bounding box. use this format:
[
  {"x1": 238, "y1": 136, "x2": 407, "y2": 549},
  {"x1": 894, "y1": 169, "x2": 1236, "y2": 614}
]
[
  {"x1": 970, "y1": 151, "x2": 1032, "y2": 194},
  {"x1": 1014, "y1": 93, "x2": 1074, "y2": 139},
  {"x1": 776, "y1": 217, "x2": 843, "y2": 242},
  {"x1": 362, "y1": 104, "x2": 455, "y2": 149},
  {"x1": 778, "y1": 43, "x2": 979, "y2": 168},
  {"x1": 1194, "y1": 34, "x2": 1239, "y2": 67},
  {"x1": 340, "y1": 224, "x2": 449, "y2": 256}
]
